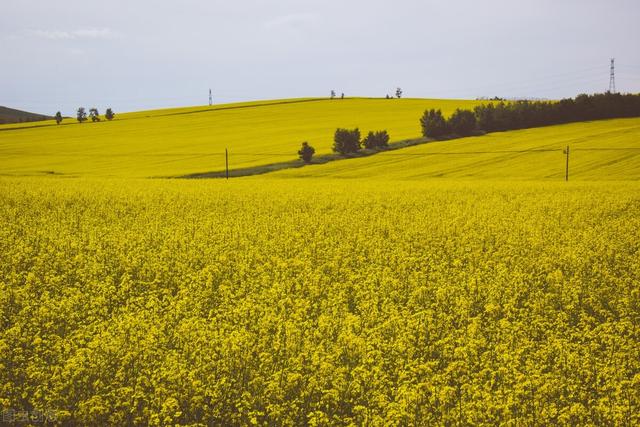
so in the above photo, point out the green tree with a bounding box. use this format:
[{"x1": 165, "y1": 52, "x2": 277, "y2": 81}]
[
  {"x1": 420, "y1": 109, "x2": 448, "y2": 138},
  {"x1": 55, "y1": 111, "x2": 63, "y2": 125},
  {"x1": 105, "y1": 108, "x2": 115, "y2": 121},
  {"x1": 448, "y1": 109, "x2": 477, "y2": 136},
  {"x1": 332, "y1": 128, "x2": 361, "y2": 154},
  {"x1": 89, "y1": 108, "x2": 101, "y2": 122},
  {"x1": 396, "y1": 87, "x2": 403, "y2": 98},
  {"x1": 298, "y1": 142, "x2": 315, "y2": 163},
  {"x1": 362, "y1": 130, "x2": 390, "y2": 149},
  {"x1": 77, "y1": 107, "x2": 87, "y2": 123}
]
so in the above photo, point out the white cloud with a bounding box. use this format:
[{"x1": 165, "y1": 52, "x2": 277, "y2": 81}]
[
  {"x1": 73, "y1": 28, "x2": 117, "y2": 39},
  {"x1": 29, "y1": 28, "x2": 120, "y2": 40},
  {"x1": 31, "y1": 30, "x2": 73, "y2": 40}
]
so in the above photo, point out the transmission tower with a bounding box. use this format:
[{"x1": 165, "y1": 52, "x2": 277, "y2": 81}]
[
  {"x1": 609, "y1": 58, "x2": 616, "y2": 93},
  {"x1": 209, "y1": 89, "x2": 213, "y2": 106}
]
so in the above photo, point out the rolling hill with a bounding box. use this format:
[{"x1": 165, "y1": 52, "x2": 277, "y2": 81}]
[
  {"x1": 0, "y1": 98, "x2": 485, "y2": 177},
  {"x1": 270, "y1": 117, "x2": 640, "y2": 181},
  {"x1": 0, "y1": 106, "x2": 52, "y2": 125}
]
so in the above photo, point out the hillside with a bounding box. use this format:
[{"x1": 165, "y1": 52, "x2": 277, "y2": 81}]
[
  {"x1": 0, "y1": 98, "x2": 485, "y2": 177},
  {"x1": 270, "y1": 117, "x2": 640, "y2": 181},
  {"x1": 0, "y1": 106, "x2": 52, "y2": 125}
]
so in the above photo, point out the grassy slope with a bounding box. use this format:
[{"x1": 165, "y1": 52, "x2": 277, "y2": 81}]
[
  {"x1": 0, "y1": 98, "x2": 484, "y2": 177},
  {"x1": 270, "y1": 118, "x2": 640, "y2": 181}
]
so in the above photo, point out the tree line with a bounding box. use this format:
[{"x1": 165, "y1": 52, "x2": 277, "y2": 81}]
[
  {"x1": 54, "y1": 108, "x2": 115, "y2": 125},
  {"x1": 421, "y1": 92, "x2": 640, "y2": 138}
]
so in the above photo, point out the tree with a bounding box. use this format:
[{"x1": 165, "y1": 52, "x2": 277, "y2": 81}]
[
  {"x1": 105, "y1": 108, "x2": 115, "y2": 121},
  {"x1": 332, "y1": 128, "x2": 361, "y2": 154},
  {"x1": 362, "y1": 132, "x2": 377, "y2": 149},
  {"x1": 396, "y1": 87, "x2": 403, "y2": 99},
  {"x1": 474, "y1": 104, "x2": 497, "y2": 132},
  {"x1": 420, "y1": 109, "x2": 449, "y2": 138},
  {"x1": 77, "y1": 107, "x2": 87, "y2": 123},
  {"x1": 330, "y1": 90, "x2": 336, "y2": 99},
  {"x1": 298, "y1": 142, "x2": 315, "y2": 163},
  {"x1": 448, "y1": 109, "x2": 477, "y2": 136},
  {"x1": 55, "y1": 112, "x2": 63, "y2": 125},
  {"x1": 375, "y1": 130, "x2": 390, "y2": 148},
  {"x1": 89, "y1": 108, "x2": 101, "y2": 122},
  {"x1": 362, "y1": 130, "x2": 390, "y2": 149}
]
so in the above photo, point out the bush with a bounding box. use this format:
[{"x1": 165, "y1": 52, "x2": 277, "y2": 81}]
[
  {"x1": 448, "y1": 109, "x2": 477, "y2": 136},
  {"x1": 105, "y1": 108, "x2": 115, "y2": 121},
  {"x1": 362, "y1": 130, "x2": 390, "y2": 149},
  {"x1": 298, "y1": 142, "x2": 315, "y2": 163},
  {"x1": 420, "y1": 109, "x2": 449, "y2": 138},
  {"x1": 332, "y1": 128, "x2": 361, "y2": 154}
]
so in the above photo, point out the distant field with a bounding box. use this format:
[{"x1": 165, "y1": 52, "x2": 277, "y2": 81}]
[
  {"x1": 272, "y1": 117, "x2": 640, "y2": 180},
  {"x1": 0, "y1": 98, "x2": 485, "y2": 177}
]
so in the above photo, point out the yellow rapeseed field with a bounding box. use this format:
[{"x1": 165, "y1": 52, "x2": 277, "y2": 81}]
[
  {"x1": 273, "y1": 117, "x2": 640, "y2": 180},
  {"x1": 0, "y1": 98, "x2": 485, "y2": 178},
  {"x1": 1, "y1": 177, "x2": 639, "y2": 425}
]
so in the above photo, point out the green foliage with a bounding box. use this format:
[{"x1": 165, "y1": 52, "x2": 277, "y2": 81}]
[
  {"x1": 55, "y1": 112, "x2": 63, "y2": 125},
  {"x1": 420, "y1": 109, "x2": 449, "y2": 138},
  {"x1": 362, "y1": 130, "x2": 390, "y2": 149},
  {"x1": 448, "y1": 108, "x2": 477, "y2": 136},
  {"x1": 298, "y1": 141, "x2": 315, "y2": 163},
  {"x1": 105, "y1": 108, "x2": 115, "y2": 121},
  {"x1": 472, "y1": 93, "x2": 640, "y2": 133},
  {"x1": 332, "y1": 128, "x2": 361, "y2": 154}
]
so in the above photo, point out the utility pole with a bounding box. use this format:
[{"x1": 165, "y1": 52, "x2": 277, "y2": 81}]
[
  {"x1": 225, "y1": 148, "x2": 229, "y2": 180},
  {"x1": 609, "y1": 59, "x2": 616, "y2": 93},
  {"x1": 565, "y1": 145, "x2": 570, "y2": 182},
  {"x1": 209, "y1": 89, "x2": 213, "y2": 106}
]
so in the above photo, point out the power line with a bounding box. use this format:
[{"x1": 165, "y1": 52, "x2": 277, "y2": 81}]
[{"x1": 4, "y1": 147, "x2": 640, "y2": 158}]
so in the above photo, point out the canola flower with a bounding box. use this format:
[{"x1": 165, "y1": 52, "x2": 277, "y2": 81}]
[{"x1": 0, "y1": 177, "x2": 639, "y2": 425}]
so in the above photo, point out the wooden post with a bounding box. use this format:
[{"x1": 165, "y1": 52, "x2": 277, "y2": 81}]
[
  {"x1": 565, "y1": 145, "x2": 569, "y2": 182},
  {"x1": 225, "y1": 148, "x2": 229, "y2": 180}
]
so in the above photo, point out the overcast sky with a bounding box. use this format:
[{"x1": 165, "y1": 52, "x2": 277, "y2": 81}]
[{"x1": 2, "y1": 0, "x2": 639, "y2": 115}]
